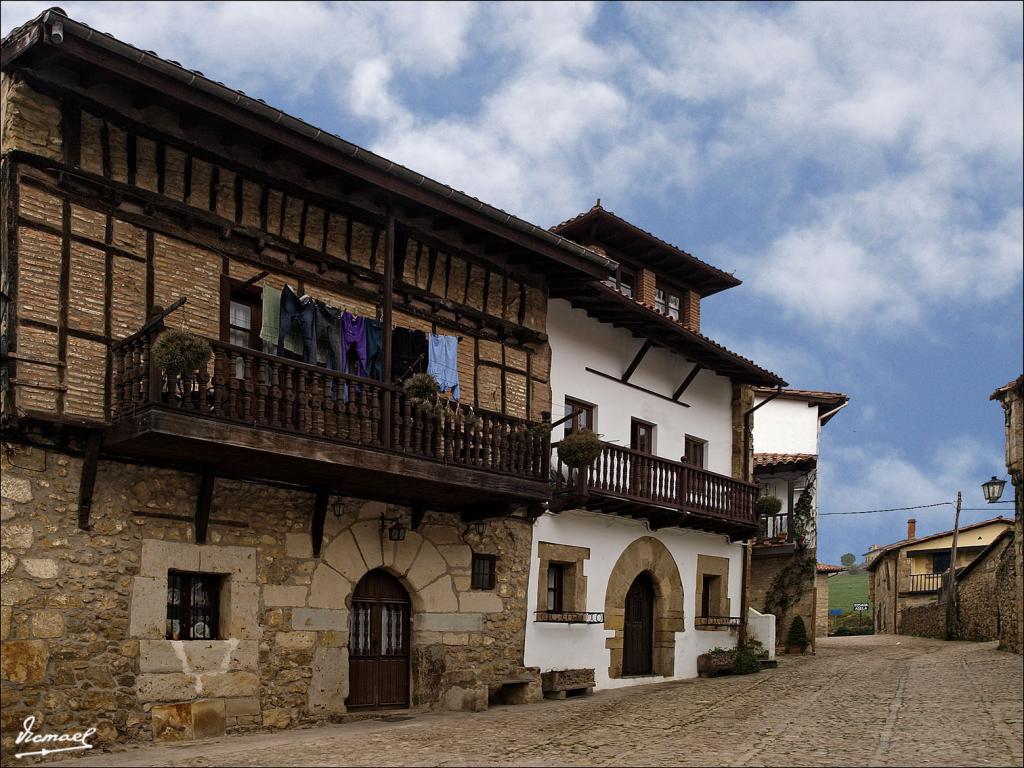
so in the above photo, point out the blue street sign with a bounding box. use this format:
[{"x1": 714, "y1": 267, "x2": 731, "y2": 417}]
[{"x1": 829, "y1": 608, "x2": 842, "y2": 616}]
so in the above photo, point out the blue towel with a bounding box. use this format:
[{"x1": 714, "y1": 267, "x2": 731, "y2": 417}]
[{"x1": 427, "y1": 333, "x2": 460, "y2": 401}]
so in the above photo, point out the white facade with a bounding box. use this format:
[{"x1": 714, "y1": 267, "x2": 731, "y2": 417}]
[
  {"x1": 525, "y1": 510, "x2": 745, "y2": 688},
  {"x1": 751, "y1": 396, "x2": 821, "y2": 456},
  {"x1": 524, "y1": 298, "x2": 747, "y2": 690},
  {"x1": 548, "y1": 299, "x2": 734, "y2": 471}
]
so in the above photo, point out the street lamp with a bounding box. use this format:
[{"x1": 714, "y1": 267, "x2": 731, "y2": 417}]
[
  {"x1": 981, "y1": 476, "x2": 1007, "y2": 504},
  {"x1": 379, "y1": 513, "x2": 407, "y2": 541}
]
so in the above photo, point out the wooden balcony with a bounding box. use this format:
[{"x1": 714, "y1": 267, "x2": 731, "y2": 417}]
[
  {"x1": 105, "y1": 330, "x2": 551, "y2": 511},
  {"x1": 550, "y1": 441, "x2": 759, "y2": 539},
  {"x1": 903, "y1": 572, "x2": 946, "y2": 594}
]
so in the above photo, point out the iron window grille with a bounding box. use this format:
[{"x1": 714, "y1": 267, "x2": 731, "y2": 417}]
[
  {"x1": 534, "y1": 611, "x2": 605, "y2": 624},
  {"x1": 471, "y1": 554, "x2": 497, "y2": 590},
  {"x1": 166, "y1": 571, "x2": 222, "y2": 640},
  {"x1": 695, "y1": 616, "x2": 743, "y2": 629}
]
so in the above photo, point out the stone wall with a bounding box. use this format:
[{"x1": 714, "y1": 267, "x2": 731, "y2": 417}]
[
  {"x1": 995, "y1": 534, "x2": 1019, "y2": 652},
  {"x1": 956, "y1": 534, "x2": 1012, "y2": 642},
  {"x1": 748, "y1": 552, "x2": 816, "y2": 650},
  {"x1": 899, "y1": 602, "x2": 946, "y2": 639},
  {"x1": 991, "y1": 376, "x2": 1022, "y2": 655},
  {"x1": 815, "y1": 573, "x2": 829, "y2": 638},
  {"x1": 0, "y1": 443, "x2": 536, "y2": 757}
]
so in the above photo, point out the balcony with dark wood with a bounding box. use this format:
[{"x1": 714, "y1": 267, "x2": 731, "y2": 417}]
[
  {"x1": 105, "y1": 328, "x2": 551, "y2": 512},
  {"x1": 549, "y1": 441, "x2": 759, "y2": 540}
]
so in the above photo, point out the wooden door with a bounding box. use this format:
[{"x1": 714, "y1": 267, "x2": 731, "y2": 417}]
[
  {"x1": 622, "y1": 573, "x2": 654, "y2": 675},
  {"x1": 347, "y1": 569, "x2": 410, "y2": 710}
]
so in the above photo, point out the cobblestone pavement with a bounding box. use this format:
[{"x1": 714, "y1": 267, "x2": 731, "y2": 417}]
[{"x1": 60, "y1": 635, "x2": 1023, "y2": 767}]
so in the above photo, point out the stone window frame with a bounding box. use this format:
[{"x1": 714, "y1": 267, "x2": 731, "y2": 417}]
[
  {"x1": 470, "y1": 553, "x2": 497, "y2": 590},
  {"x1": 694, "y1": 554, "x2": 731, "y2": 630},
  {"x1": 130, "y1": 540, "x2": 260, "y2": 642},
  {"x1": 535, "y1": 542, "x2": 590, "y2": 617},
  {"x1": 166, "y1": 570, "x2": 225, "y2": 641}
]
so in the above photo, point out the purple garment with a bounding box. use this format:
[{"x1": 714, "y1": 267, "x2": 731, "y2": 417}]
[{"x1": 340, "y1": 311, "x2": 368, "y2": 378}]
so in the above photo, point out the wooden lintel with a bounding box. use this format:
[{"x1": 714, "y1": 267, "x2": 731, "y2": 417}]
[
  {"x1": 622, "y1": 339, "x2": 654, "y2": 383},
  {"x1": 312, "y1": 489, "x2": 328, "y2": 558},
  {"x1": 195, "y1": 471, "x2": 215, "y2": 544},
  {"x1": 76, "y1": 431, "x2": 103, "y2": 530},
  {"x1": 672, "y1": 364, "x2": 702, "y2": 401}
]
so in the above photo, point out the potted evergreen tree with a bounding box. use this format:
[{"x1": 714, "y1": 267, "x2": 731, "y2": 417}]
[{"x1": 786, "y1": 615, "x2": 810, "y2": 654}]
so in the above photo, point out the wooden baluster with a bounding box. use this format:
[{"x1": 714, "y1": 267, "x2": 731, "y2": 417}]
[
  {"x1": 478, "y1": 414, "x2": 490, "y2": 469},
  {"x1": 346, "y1": 383, "x2": 360, "y2": 441},
  {"x1": 195, "y1": 359, "x2": 209, "y2": 414},
  {"x1": 400, "y1": 397, "x2": 412, "y2": 451},
  {"x1": 226, "y1": 352, "x2": 239, "y2": 419},
  {"x1": 355, "y1": 386, "x2": 368, "y2": 444},
  {"x1": 371, "y1": 386, "x2": 383, "y2": 446},
  {"x1": 308, "y1": 372, "x2": 321, "y2": 435},
  {"x1": 241, "y1": 355, "x2": 253, "y2": 422},
  {"x1": 211, "y1": 348, "x2": 225, "y2": 417},
  {"x1": 268, "y1": 361, "x2": 282, "y2": 428},
  {"x1": 391, "y1": 392, "x2": 401, "y2": 450},
  {"x1": 322, "y1": 373, "x2": 335, "y2": 438},
  {"x1": 453, "y1": 410, "x2": 464, "y2": 464},
  {"x1": 254, "y1": 359, "x2": 268, "y2": 425}
]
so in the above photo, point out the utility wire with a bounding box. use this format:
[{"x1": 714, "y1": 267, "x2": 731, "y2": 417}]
[{"x1": 819, "y1": 501, "x2": 952, "y2": 516}]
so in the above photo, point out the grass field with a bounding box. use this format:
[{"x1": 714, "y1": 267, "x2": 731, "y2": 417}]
[{"x1": 827, "y1": 571, "x2": 872, "y2": 613}]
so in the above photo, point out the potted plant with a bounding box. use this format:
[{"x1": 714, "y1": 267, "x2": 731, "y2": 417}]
[
  {"x1": 786, "y1": 615, "x2": 810, "y2": 654},
  {"x1": 151, "y1": 330, "x2": 211, "y2": 401},
  {"x1": 697, "y1": 646, "x2": 736, "y2": 677},
  {"x1": 558, "y1": 429, "x2": 602, "y2": 468},
  {"x1": 755, "y1": 495, "x2": 782, "y2": 518},
  {"x1": 732, "y1": 643, "x2": 762, "y2": 675},
  {"x1": 403, "y1": 372, "x2": 440, "y2": 404}
]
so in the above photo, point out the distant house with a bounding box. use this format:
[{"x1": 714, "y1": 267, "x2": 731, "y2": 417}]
[
  {"x1": 748, "y1": 387, "x2": 849, "y2": 650},
  {"x1": 814, "y1": 562, "x2": 846, "y2": 637},
  {"x1": 866, "y1": 517, "x2": 1014, "y2": 634}
]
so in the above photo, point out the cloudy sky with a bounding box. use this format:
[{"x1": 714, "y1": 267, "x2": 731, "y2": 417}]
[{"x1": 4, "y1": 2, "x2": 1022, "y2": 563}]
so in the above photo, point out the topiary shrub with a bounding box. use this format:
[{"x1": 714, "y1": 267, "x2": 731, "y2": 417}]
[
  {"x1": 786, "y1": 615, "x2": 810, "y2": 652},
  {"x1": 151, "y1": 330, "x2": 211, "y2": 378},
  {"x1": 755, "y1": 495, "x2": 782, "y2": 517},
  {"x1": 558, "y1": 429, "x2": 603, "y2": 468},
  {"x1": 732, "y1": 643, "x2": 762, "y2": 675},
  {"x1": 403, "y1": 372, "x2": 440, "y2": 402}
]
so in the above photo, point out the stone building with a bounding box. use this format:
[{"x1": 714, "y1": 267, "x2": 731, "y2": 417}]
[
  {"x1": 814, "y1": 562, "x2": 845, "y2": 638},
  {"x1": 747, "y1": 388, "x2": 848, "y2": 650},
  {"x1": 866, "y1": 517, "x2": 1013, "y2": 635},
  {"x1": 955, "y1": 530, "x2": 1016, "y2": 644},
  {"x1": 0, "y1": 8, "x2": 617, "y2": 755},
  {"x1": 990, "y1": 374, "x2": 1022, "y2": 654}
]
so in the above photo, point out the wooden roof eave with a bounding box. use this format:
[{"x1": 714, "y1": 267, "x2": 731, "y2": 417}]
[
  {"x1": 556, "y1": 282, "x2": 785, "y2": 387},
  {"x1": 2, "y1": 10, "x2": 615, "y2": 283}
]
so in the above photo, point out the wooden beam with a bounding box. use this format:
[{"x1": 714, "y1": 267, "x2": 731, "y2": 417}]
[
  {"x1": 195, "y1": 471, "x2": 215, "y2": 544},
  {"x1": 312, "y1": 488, "x2": 328, "y2": 558},
  {"x1": 77, "y1": 431, "x2": 103, "y2": 530},
  {"x1": 585, "y1": 367, "x2": 690, "y2": 408},
  {"x1": 411, "y1": 505, "x2": 425, "y2": 531},
  {"x1": 672, "y1": 364, "x2": 702, "y2": 401},
  {"x1": 381, "y1": 204, "x2": 395, "y2": 449},
  {"x1": 622, "y1": 339, "x2": 654, "y2": 383}
]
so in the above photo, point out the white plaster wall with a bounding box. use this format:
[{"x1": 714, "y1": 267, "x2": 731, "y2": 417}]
[
  {"x1": 523, "y1": 509, "x2": 745, "y2": 690},
  {"x1": 548, "y1": 299, "x2": 734, "y2": 475},
  {"x1": 751, "y1": 397, "x2": 820, "y2": 456}
]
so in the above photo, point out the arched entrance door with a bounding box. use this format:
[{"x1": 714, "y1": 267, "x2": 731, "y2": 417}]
[
  {"x1": 622, "y1": 572, "x2": 655, "y2": 675},
  {"x1": 347, "y1": 569, "x2": 410, "y2": 709}
]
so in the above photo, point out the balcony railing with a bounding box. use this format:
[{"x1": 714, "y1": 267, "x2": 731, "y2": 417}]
[
  {"x1": 534, "y1": 611, "x2": 605, "y2": 624},
  {"x1": 905, "y1": 572, "x2": 946, "y2": 593},
  {"x1": 552, "y1": 440, "x2": 758, "y2": 528},
  {"x1": 110, "y1": 329, "x2": 549, "y2": 483},
  {"x1": 695, "y1": 616, "x2": 744, "y2": 629}
]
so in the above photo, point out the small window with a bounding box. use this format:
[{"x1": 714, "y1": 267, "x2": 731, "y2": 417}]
[
  {"x1": 617, "y1": 268, "x2": 635, "y2": 298},
  {"x1": 931, "y1": 551, "x2": 951, "y2": 574},
  {"x1": 630, "y1": 419, "x2": 655, "y2": 454},
  {"x1": 471, "y1": 554, "x2": 497, "y2": 590},
  {"x1": 221, "y1": 276, "x2": 262, "y2": 351},
  {"x1": 167, "y1": 571, "x2": 222, "y2": 640},
  {"x1": 656, "y1": 285, "x2": 681, "y2": 320},
  {"x1": 667, "y1": 293, "x2": 680, "y2": 321},
  {"x1": 655, "y1": 288, "x2": 667, "y2": 314},
  {"x1": 564, "y1": 397, "x2": 595, "y2": 437},
  {"x1": 700, "y1": 574, "x2": 719, "y2": 617},
  {"x1": 684, "y1": 435, "x2": 706, "y2": 468},
  {"x1": 546, "y1": 563, "x2": 566, "y2": 612}
]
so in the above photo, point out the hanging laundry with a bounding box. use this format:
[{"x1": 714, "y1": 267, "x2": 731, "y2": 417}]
[
  {"x1": 365, "y1": 319, "x2": 384, "y2": 381},
  {"x1": 340, "y1": 311, "x2": 368, "y2": 378},
  {"x1": 393, "y1": 327, "x2": 427, "y2": 379},
  {"x1": 427, "y1": 333, "x2": 460, "y2": 401},
  {"x1": 278, "y1": 285, "x2": 316, "y2": 363},
  {"x1": 259, "y1": 284, "x2": 281, "y2": 350},
  {"x1": 313, "y1": 301, "x2": 343, "y2": 372}
]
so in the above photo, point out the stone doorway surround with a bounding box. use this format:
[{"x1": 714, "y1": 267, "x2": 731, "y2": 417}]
[{"x1": 603, "y1": 537, "x2": 684, "y2": 678}]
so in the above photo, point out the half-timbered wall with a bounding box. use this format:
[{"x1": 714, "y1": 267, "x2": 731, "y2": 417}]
[{"x1": 1, "y1": 74, "x2": 551, "y2": 427}]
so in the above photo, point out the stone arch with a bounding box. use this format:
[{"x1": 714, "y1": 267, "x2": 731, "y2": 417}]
[{"x1": 604, "y1": 536, "x2": 684, "y2": 678}]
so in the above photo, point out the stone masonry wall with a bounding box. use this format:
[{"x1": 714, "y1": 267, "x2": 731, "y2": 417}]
[
  {"x1": 815, "y1": 573, "x2": 829, "y2": 638},
  {"x1": 748, "y1": 553, "x2": 816, "y2": 650},
  {"x1": 0, "y1": 443, "x2": 535, "y2": 757},
  {"x1": 995, "y1": 534, "x2": 1019, "y2": 652},
  {"x1": 899, "y1": 603, "x2": 946, "y2": 639}
]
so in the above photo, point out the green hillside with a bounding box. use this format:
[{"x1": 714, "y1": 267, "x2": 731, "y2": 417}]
[{"x1": 828, "y1": 571, "x2": 872, "y2": 613}]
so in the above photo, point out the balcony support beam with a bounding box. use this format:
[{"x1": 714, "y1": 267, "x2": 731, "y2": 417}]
[
  {"x1": 195, "y1": 470, "x2": 215, "y2": 545},
  {"x1": 76, "y1": 431, "x2": 103, "y2": 531},
  {"x1": 312, "y1": 489, "x2": 328, "y2": 558}
]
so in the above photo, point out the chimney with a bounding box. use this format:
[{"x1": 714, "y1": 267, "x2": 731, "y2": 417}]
[{"x1": 907, "y1": 518, "x2": 917, "y2": 540}]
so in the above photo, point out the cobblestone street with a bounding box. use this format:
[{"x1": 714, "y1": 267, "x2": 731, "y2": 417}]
[{"x1": 60, "y1": 636, "x2": 1023, "y2": 767}]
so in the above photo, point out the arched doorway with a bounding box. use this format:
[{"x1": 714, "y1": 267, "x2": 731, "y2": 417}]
[
  {"x1": 347, "y1": 569, "x2": 410, "y2": 710},
  {"x1": 622, "y1": 573, "x2": 655, "y2": 675}
]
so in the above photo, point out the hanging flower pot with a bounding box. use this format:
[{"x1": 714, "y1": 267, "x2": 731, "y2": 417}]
[
  {"x1": 151, "y1": 330, "x2": 211, "y2": 401},
  {"x1": 558, "y1": 429, "x2": 603, "y2": 468},
  {"x1": 403, "y1": 372, "x2": 440, "y2": 404}
]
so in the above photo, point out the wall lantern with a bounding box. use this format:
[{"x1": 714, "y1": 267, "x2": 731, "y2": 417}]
[
  {"x1": 471, "y1": 520, "x2": 487, "y2": 536},
  {"x1": 981, "y1": 476, "x2": 1007, "y2": 504},
  {"x1": 380, "y1": 513, "x2": 407, "y2": 541},
  {"x1": 330, "y1": 496, "x2": 346, "y2": 520}
]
